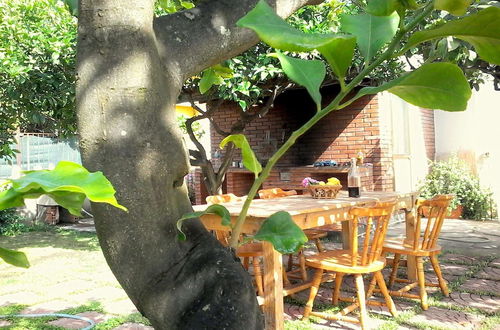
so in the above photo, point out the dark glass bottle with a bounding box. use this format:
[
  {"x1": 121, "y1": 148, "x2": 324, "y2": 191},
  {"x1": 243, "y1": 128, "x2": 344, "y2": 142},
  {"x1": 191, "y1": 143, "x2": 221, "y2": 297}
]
[{"x1": 348, "y1": 157, "x2": 361, "y2": 198}]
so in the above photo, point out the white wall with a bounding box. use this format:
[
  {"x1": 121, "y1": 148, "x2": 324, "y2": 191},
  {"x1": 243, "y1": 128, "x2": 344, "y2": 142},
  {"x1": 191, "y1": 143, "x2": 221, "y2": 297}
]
[{"x1": 434, "y1": 80, "x2": 500, "y2": 211}]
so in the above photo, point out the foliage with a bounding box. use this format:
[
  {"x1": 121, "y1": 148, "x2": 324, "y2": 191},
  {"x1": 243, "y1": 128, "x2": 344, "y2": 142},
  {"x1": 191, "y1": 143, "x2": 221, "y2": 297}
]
[
  {"x1": 0, "y1": 161, "x2": 126, "y2": 267},
  {"x1": 220, "y1": 134, "x2": 262, "y2": 177},
  {"x1": 0, "y1": 0, "x2": 77, "y2": 160},
  {"x1": 176, "y1": 114, "x2": 204, "y2": 139},
  {"x1": 419, "y1": 157, "x2": 496, "y2": 220},
  {"x1": 191, "y1": 0, "x2": 500, "y2": 251},
  {"x1": 0, "y1": 208, "x2": 30, "y2": 236}
]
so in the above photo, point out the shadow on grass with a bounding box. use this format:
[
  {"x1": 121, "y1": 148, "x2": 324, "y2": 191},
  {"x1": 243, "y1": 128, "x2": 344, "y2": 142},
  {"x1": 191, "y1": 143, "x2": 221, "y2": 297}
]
[{"x1": 0, "y1": 227, "x2": 100, "y2": 251}]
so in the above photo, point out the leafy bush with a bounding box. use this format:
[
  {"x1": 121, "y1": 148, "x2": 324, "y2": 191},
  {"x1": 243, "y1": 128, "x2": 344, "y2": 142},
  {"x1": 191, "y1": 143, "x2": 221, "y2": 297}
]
[
  {"x1": 0, "y1": 0, "x2": 77, "y2": 160},
  {"x1": 420, "y1": 157, "x2": 496, "y2": 220},
  {"x1": 0, "y1": 208, "x2": 30, "y2": 236}
]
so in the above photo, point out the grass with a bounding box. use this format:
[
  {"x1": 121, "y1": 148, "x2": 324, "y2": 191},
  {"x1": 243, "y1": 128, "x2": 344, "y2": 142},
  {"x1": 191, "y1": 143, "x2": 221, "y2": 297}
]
[{"x1": 0, "y1": 228, "x2": 150, "y2": 329}]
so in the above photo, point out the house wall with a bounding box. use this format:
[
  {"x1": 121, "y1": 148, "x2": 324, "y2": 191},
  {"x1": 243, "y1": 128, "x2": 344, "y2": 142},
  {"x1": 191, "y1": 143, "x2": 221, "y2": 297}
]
[{"x1": 434, "y1": 80, "x2": 500, "y2": 214}]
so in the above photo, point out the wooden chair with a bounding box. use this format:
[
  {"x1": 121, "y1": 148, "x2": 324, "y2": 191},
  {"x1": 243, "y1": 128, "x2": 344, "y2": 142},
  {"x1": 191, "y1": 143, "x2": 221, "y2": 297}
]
[
  {"x1": 382, "y1": 194, "x2": 453, "y2": 310},
  {"x1": 206, "y1": 194, "x2": 264, "y2": 296},
  {"x1": 258, "y1": 187, "x2": 325, "y2": 281},
  {"x1": 303, "y1": 202, "x2": 398, "y2": 330}
]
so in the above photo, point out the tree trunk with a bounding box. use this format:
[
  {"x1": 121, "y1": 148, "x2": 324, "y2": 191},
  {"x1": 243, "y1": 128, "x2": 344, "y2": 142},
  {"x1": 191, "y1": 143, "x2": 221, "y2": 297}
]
[
  {"x1": 76, "y1": 1, "x2": 262, "y2": 328},
  {"x1": 75, "y1": 0, "x2": 317, "y2": 328}
]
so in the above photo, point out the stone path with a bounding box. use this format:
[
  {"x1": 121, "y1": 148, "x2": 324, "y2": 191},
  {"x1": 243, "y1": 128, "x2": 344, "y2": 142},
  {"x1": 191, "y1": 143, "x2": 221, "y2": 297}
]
[{"x1": 0, "y1": 219, "x2": 499, "y2": 329}]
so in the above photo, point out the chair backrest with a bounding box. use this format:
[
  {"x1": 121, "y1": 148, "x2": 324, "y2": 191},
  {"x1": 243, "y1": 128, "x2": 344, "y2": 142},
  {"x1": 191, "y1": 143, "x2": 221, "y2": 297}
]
[
  {"x1": 205, "y1": 193, "x2": 242, "y2": 246},
  {"x1": 348, "y1": 202, "x2": 396, "y2": 267},
  {"x1": 412, "y1": 194, "x2": 453, "y2": 251},
  {"x1": 258, "y1": 188, "x2": 297, "y2": 199},
  {"x1": 206, "y1": 193, "x2": 241, "y2": 205}
]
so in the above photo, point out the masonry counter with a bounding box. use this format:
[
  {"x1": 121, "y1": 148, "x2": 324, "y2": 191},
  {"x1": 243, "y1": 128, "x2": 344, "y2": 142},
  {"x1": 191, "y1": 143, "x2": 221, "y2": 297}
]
[{"x1": 223, "y1": 165, "x2": 374, "y2": 196}]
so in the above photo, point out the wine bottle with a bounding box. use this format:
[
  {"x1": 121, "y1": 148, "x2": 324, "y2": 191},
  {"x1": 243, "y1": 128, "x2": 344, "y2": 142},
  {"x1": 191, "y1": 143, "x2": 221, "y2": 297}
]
[{"x1": 348, "y1": 157, "x2": 361, "y2": 198}]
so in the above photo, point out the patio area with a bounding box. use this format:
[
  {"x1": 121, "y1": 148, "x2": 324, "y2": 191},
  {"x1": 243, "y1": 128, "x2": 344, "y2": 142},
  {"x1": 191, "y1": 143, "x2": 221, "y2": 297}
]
[{"x1": 0, "y1": 218, "x2": 499, "y2": 329}]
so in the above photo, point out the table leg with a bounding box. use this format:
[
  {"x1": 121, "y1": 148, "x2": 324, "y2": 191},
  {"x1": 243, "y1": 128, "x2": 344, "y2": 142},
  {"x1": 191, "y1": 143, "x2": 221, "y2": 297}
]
[
  {"x1": 405, "y1": 209, "x2": 417, "y2": 281},
  {"x1": 262, "y1": 241, "x2": 284, "y2": 330},
  {"x1": 341, "y1": 221, "x2": 350, "y2": 250}
]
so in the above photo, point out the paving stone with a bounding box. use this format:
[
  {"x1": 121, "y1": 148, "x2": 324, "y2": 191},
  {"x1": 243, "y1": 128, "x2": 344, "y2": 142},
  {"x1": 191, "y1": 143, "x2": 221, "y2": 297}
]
[
  {"x1": 490, "y1": 258, "x2": 500, "y2": 268},
  {"x1": 112, "y1": 322, "x2": 154, "y2": 329},
  {"x1": 460, "y1": 278, "x2": 500, "y2": 295},
  {"x1": 408, "y1": 306, "x2": 482, "y2": 329},
  {"x1": 101, "y1": 298, "x2": 138, "y2": 315},
  {"x1": 66, "y1": 286, "x2": 128, "y2": 304},
  {"x1": 444, "y1": 292, "x2": 500, "y2": 314},
  {"x1": 0, "y1": 291, "x2": 41, "y2": 306},
  {"x1": 47, "y1": 311, "x2": 109, "y2": 329},
  {"x1": 440, "y1": 254, "x2": 479, "y2": 265},
  {"x1": 20, "y1": 299, "x2": 75, "y2": 314},
  {"x1": 474, "y1": 267, "x2": 500, "y2": 281},
  {"x1": 0, "y1": 320, "x2": 12, "y2": 327},
  {"x1": 437, "y1": 263, "x2": 471, "y2": 276},
  {"x1": 45, "y1": 279, "x2": 98, "y2": 296}
]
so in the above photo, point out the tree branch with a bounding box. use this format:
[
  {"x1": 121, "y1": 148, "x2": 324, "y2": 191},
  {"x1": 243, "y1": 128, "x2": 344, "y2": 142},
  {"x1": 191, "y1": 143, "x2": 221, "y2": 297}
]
[{"x1": 153, "y1": 0, "x2": 322, "y2": 80}]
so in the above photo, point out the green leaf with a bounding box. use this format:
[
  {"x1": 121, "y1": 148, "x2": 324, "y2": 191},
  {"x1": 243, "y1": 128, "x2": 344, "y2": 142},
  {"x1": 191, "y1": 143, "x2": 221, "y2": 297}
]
[
  {"x1": 273, "y1": 52, "x2": 325, "y2": 109},
  {"x1": 434, "y1": 0, "x2": 473, "y2": 16},
  {"x1": 0, "y1": 246, "x2": 30, "y2": 268},
  {"x1": 405, "y1": 7, "x2": 500, "y2": 65},
  {"x1": 62, "y1": 0, "x2": 78, "y2": 17},
  {"x1": 254, "y1": 211, "x2": 307, "y2": 254},
  {"x1": 0, "y1": 161, "x2": 128, "y2": 216},
  {"x1": 317, "y1": 36, "x2": 356, "y2": 80},
  {"x1": 340, "y1": 12, "x2": 399, "y2": 62},
  {"x1": 212, "y1": 64, "x2": 233, "y2": 79},
  {"x1": 199, "y1": 69, "x2": 221, "y2": 94},
  {"x1": 180, "y1": 1, "x2": 195, "y2": 9},
  {"x1": 237, "y1": 0, "x2": 350, "y2": 52},
  {"x1": 176, "y1": 204, "x2": 231, "y2": 240},
  {"x1": 367, "y1": 0, "x2": 399, "y2": 16},
  {"x1": 355, "y1": 62, "x2": 471, "y2": 111},
  {"x1": 220, "y1": 134, "x2": 262, "y2": 176}
]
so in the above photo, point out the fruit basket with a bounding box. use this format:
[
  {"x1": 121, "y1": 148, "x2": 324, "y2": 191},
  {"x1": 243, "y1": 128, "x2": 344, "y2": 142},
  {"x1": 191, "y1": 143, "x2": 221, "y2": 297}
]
[{"x1": 308, "y1": 184, "x2": 342, "y2": 199}]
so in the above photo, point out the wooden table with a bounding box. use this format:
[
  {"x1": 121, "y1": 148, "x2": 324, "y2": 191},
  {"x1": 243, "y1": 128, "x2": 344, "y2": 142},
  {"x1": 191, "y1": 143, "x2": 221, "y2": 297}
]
[{"x1": 195, "y1": 191, "x2": 419, "y2": 329}]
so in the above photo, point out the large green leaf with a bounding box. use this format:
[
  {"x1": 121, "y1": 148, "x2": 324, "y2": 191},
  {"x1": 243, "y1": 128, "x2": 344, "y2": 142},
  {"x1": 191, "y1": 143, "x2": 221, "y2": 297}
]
[
  {"x1": 355, "y1": 62, "x2": 471, "y2": 111},
  {"x1": 0, "y1": 246, "x2": 30, "y2": 268},
  {"x1": 367, "y1": 0, "x2": 399, "y2": 16},
  {"x1": 405, "y1": 7, "x2": 500, "y2": 65},
  {"x1": 273, "y1": 52, "x2": 325, "y2": 109},
  {"x1": 237, "y1": 0, "x2": 349, "y2": 52},
  {"x1": 254, "y1": 211, "x2": 307, "y2": 254},
  {"x1": 434, "y1": 0, "x2": 473, "y2": 16},
  {"x1": 220, "y1": 134, "x2": 262, "y2": 177},
  {"x1": 176, "y1": 204, "x2": 231, "y2": 240},
  {"x1": 0, "y1": 161, "x2": 127, "y2": 216},
  {"x1": 199, "y1": 68, "x2": 223, "y2": 94},
  {"x1": 340, "y1": 12, "x2": 399, "y2": 62},
  {"x1": 317, "y1": 36, "x2": 356, "y2": 80}
]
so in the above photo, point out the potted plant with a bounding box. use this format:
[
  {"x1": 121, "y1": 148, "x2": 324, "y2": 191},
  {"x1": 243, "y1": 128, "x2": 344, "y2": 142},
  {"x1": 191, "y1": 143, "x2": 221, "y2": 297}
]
[{"x1": 419, "y1": 156, "x2": 496, "y2": 220}]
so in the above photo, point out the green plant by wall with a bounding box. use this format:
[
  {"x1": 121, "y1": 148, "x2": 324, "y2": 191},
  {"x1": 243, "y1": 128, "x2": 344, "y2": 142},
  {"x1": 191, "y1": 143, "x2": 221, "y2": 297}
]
[
  {"x1": 419, "y1": 157, "x2": 496, "y2": 220},
  {"x1": 0, "y1": 208, "x2": 30, "y2": 236}
]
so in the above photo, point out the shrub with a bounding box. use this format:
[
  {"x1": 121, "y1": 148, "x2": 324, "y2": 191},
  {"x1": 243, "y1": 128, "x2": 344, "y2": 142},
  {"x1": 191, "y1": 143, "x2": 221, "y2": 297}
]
[
  {"x1": 0, "y1": 0, "x2": 77, "y2": 159},
  {"x1": 419, "y1": 157, "x2": 496, "y2": 220},
  {"x1": 0, "y1": 208, "x2": 30, "y2": 236}
]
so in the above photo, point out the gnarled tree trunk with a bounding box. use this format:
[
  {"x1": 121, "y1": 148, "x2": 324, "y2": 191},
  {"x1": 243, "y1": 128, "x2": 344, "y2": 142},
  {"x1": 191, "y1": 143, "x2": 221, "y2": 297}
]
[{"x1": 75, "y1": 0, "x2": 318, "y2": 328}]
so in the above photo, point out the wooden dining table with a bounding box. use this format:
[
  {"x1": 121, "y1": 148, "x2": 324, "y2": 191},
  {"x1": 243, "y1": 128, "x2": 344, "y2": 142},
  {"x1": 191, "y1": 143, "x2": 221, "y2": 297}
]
[{"x1": 194, "y1": 190, "x2": 419, "y2": 329}]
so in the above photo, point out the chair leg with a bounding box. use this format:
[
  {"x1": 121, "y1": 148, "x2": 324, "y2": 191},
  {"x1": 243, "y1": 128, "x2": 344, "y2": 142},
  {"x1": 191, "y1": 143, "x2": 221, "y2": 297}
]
[
  {"x1": 303, "y1": 268, "x2": 324, "y2": 319},
  {"x1": 417, "y1": 257, "x2": 428, "y2": 310},
  {"x1": 287, "y1": 253, "x2": 294, "y2": 271},
  {"x1": 332, "y1": 273, "x2": 344, "y2": 305},
  {"x1": 429, "y1": 254, "x2": 449, "y2": 297},
  {"x1": 298, "y1": 250, "x2": 308, "y2": 281},
  {"x1": 365, "y1": 274, "x2": 378, "y2": 299},
  {"x1": 252, "y1": 257, "x2": 264, "y2": 297},
  {"x1": 243, "y1": 257, "x2": 249, "y2": 270},
  {"x1": 355, "y1": 274, "x2": 368, "y2": 330},
  {"x1": 314, "y1": 238, "x2": 325, "y2": 252},
  {"x1": 388, "y1": 253, "x2": 401, "y2": 289},
  {"x1": 375, "y1": 271, "x2": 397, "y2": 317}
]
